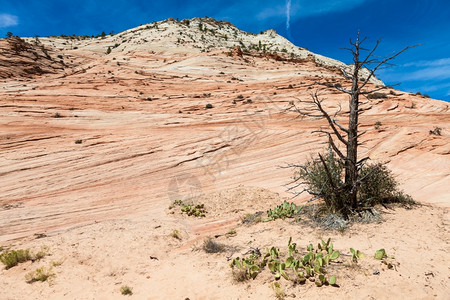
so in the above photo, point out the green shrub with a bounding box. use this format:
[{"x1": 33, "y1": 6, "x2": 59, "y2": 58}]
[
  {"x1": 0, "y1": 246, "x2": 49, "y2": 269},
  {"x1": 25, "y1": 266, "x2": 55, "y2": 283},
  {"x1": 367, "y1": 92, "x2": 387, "y2": 99},
  {"x1": 0, "y1": 249, "x2": 32, "y2": 269},
  {"x1": 358, "y1": 163, "x2": 414, "y2": 206},
  {"x1": 264, "y1": 201, "x2": 302, "y2": 221},
  {"x1": 292, "y1": 150, "x2": 414, "y2": 220},
  {"x1": 120, "y1": 285, "x2": 133, "y2": 295},
  {"x1": 294, "y1": 150, "x2": 346, "y2": 214}
]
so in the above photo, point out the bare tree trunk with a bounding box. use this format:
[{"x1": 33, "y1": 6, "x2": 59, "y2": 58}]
[
  {"x1": 289, "y1": 32, "x2": 416, "y2": 215},
  {"x1": 346, "y1": 41, "x2": 361, "y2": 210}
]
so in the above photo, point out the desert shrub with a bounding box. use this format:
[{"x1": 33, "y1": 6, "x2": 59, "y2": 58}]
[
  {"x1": 241, "y1": 212, "x2": 263, "y2": 225},
  {"x1": 0, "y1": 246, "x2": 49, "y2": 269},
  {"x1": 203, "y1": 237, "x2": 226, "y2": 253},
  {"x1": 294, "y1": 151, "x2": 346, "y2": 214},
  {"x1": 429, "y1": 126, "x2": 442, "y2": 136},
  {"x1": 292, "y1": 150, "x2": 414, "y2": 220},
  {"x1": 367, "y1": 92, "x2": 387, "y2": 99},
  {"x1": 106, "y1": 46, "x2": 111, "y2": 54},
  {"x1": 375, "y1": 121, "x2": 382, "y2": 129},
  {"x1": 0, "y1": 249, "x2": 32, "y2": 269},
  {"x1": 120, "y1": 285, "x2": 133, "y2": 295},
  {"x1": 358, "y1": 163, "x2": 414, "y2": 206},
  {"x1": 25, "y1": 266, "x2": 55, "y2": 283},
  {"x1": 205, "y1": 103, "x2": 213, "y2": 109}
]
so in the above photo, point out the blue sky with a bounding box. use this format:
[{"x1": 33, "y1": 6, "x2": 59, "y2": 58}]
[{"x1": 1, "y1": 0, "x2": 449, "y2": 101}]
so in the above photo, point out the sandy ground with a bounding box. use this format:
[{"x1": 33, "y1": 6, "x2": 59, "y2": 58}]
[{"x1": 0, "y1": 187, "x2": 448, "y2": 299}]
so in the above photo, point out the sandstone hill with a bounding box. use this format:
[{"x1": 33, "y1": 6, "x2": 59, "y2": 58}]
[{"x1": 0, "y1": 17, "x2": 448, "y2": 299}]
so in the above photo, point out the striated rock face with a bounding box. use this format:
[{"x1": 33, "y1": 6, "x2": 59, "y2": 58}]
[
  {"x1": 0, "y1": 37, "x2": 76, "y2": 79},
  {"x1": 231, "y1": 45, "x2": 243, "y2": 57},
  {"x1": 0, "y1": 17, "x2": 448, "y2": 243}
]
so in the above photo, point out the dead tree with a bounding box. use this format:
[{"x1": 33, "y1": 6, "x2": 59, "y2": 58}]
[{"x1": 291, "y1": 32, "x2": 416, "y2": 213}]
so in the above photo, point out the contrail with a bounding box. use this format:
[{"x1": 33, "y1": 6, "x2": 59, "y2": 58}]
[{"x1": 286, "y1": 0, "x2": 292, "y2": 39}]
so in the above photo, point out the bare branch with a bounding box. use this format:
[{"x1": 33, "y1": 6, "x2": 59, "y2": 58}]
[
  {"x1": 340, "y1": 67, "x2": 353, "y2": 79},
  {"x1": 360, "y1": 40, "x2": 380, "y2": 67},
  {"x1": 312, "y1": 130, "x2": 346, "y2": 160},
  {"x1": 360, "y1": 86, "x2": 388, "y2": 95},
  {"x1": 335, "y1": 85, "x2": 352, "y2": 94},
  {"x1": 310, "y1": 92, "x2": 349, "y2": 146},
  {"x1": 358, "y1": 44, "x2": 420, "y2": 91},
  {"x1": 356, "y1": 156, "x2": 370, "y2": 166},
  {"x1": 333, "y1": 119, "x2": 349, "y2": 133}
]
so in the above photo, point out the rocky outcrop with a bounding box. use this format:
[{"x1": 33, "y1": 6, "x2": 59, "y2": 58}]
[{"x1": 0, "y1": 36, "x2": 67, "y2": 78}]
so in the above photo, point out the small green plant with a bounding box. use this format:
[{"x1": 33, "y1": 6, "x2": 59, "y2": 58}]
[
  {"x1": 120, "y1": 285, "x2": 133, "y2": 295},
  {"x1": 374, "y1": 121, "x2": 382, "y2": 129},
  {"x1": 75, "y1": 139, "x2": 82, "y2": 144},
  {"x1": 169, "y1": 200, "x2": 207, "y2": 217},
  {"x1": 272, "y1": 282, "x2": 286, "y2": 299},
  {"x1": 230, "y1": 251, "x2": 263, "y2": 281},
  {"x1": 205, "y1": 103, "x2": 213, "y2": 109},
  {"x1": 203, "y1": 237, "x2": 226, "y2": 253},
  {"x1": 375, "y1": 248, "x2": 395, "y2": 269},
  {"x1": 34, "y1": 246, "x2": 49, "y2": 260},
  {"x1": 53, "y1": 112, "x2": 62, "y2": 118},
  {"x1": 264, "y1": 200, "x2": 302, "y2": 221},
  {"x1": 0, "y1": 249, "x2": 32, "y2": 269},
  {"x1": 51, "y1": 260, "x2": 63, "y2": 267},
  {"x1": 350, "y1": 248, "x2": 364, "y2": 263},
  {"x1": 375, "y1": 248, "x2": 387, "y2": 260},
  {"x1": 230, "y1": 238, "x2": 340, "y2": 287},
  {"x1": 25, "y1": 266, "x2": 55, "y2": 283},
  {"x1": 226, "y1": 228, "x2": 237, "y2": 236},
  {"x1": 170, "y1": 229, "x2": 181, "y2": 240}
]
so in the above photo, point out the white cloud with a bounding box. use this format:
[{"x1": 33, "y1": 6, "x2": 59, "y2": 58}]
[
  {"x1": 286, "y1": 0, "x2": 291, "y2": 31},
  {"x1": 219, "y1": 0, "x2": 371, "y2": 25},
  {"x1": 0, "y1": 13, "x2": 18, "y2": 28},
  {"x1": 403, "y1": 58, "x2": 450, "y2": 67}
]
